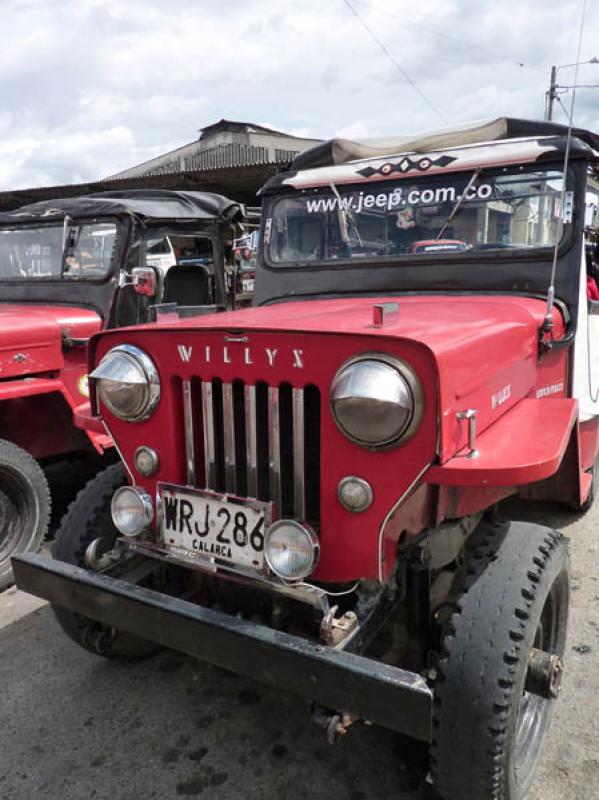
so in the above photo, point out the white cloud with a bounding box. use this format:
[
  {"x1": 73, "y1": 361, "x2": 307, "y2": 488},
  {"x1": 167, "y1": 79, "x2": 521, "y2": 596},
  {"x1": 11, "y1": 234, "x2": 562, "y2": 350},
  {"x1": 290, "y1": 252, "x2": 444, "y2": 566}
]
[
  {"x1": 1, "y1": 0, "x2": 598, "y2": 189},
  {"x1": 0, "y1": 127, "x2": 138, "y2": 187}
]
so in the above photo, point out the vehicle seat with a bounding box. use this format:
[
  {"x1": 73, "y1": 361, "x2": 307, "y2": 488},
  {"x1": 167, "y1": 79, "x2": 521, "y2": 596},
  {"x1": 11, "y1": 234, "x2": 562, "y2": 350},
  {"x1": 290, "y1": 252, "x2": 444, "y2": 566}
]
[{"x1": 162, "y1": 265, "x2": 210, "y2": 306}]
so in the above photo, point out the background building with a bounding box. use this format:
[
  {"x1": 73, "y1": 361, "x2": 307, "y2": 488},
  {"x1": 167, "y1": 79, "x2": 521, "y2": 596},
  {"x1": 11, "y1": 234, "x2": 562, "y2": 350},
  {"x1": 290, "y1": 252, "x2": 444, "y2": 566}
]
[
  {"x1": 108, "y1": 119, "x2": 320, "y2": 180},
  {"x1": 0, "y1": 120, "x2": 321, "y2": 212}
]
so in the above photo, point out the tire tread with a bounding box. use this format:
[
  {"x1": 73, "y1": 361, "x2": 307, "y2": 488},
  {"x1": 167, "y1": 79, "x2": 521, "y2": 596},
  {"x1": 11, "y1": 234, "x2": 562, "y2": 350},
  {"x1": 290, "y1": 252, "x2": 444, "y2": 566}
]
[{"x1": 431, "y1": 521, "x2": 569, "y2": 800}]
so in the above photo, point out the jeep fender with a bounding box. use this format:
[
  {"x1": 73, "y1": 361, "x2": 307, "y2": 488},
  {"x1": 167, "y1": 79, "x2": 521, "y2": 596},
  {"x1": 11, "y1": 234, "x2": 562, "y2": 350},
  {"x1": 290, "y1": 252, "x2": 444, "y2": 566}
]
[{"x1": 0, "y1": 378, "x2": 110, "y2": 457}]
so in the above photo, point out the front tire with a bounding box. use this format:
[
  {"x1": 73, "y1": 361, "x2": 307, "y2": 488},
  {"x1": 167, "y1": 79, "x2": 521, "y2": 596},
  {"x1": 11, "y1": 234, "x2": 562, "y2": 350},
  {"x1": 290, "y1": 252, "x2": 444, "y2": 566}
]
[
  {"x1": 52, "y1": 463, "x2": 159, "y2": 659},
  {"x1": 432, "y1": 520, "x2": 569, "y2": 800},
  {"x1": 0, "y1": 439, "x2": 50, "y2": 589}
]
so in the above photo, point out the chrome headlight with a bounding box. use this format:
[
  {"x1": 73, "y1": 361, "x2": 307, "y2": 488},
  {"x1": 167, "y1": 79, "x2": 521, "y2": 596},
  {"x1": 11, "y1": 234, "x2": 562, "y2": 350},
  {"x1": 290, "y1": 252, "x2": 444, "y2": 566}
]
[
  {"x1": 91, "y1": 344, "x2": 160, "y2": 421},
  {"x1": 264, "y1": 520, "x2": 320, "y2": 581},
  {"x1": 330, "y1": 355, "x2": 422, "y2": 448}
]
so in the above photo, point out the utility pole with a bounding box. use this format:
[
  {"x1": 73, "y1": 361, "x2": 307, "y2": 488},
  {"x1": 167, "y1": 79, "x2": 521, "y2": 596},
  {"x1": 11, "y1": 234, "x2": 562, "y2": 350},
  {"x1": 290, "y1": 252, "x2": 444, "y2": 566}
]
[
  {"x1": 545, "y1": 66, "x2": 558, "y2": 120},
  {"x1": 545, "y1": 58, "x2": 599, "y2": 120}
]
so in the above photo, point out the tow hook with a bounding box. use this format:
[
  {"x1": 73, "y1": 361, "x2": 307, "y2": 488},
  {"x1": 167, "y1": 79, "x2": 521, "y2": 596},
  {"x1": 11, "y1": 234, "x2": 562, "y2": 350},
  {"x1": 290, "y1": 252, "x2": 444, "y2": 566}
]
[
  {"x1": 84, "y1": 538, "x2": 125, "y2": 571},
  {"x1": 320, "y1": 605, "x2": 359, "y2": 647},
  {"x1": 311, "y1": 707, "x2": 358, "y2": 744},
  {"x1": 525, "y1": 648, "x2": 564, "y2": 699}
]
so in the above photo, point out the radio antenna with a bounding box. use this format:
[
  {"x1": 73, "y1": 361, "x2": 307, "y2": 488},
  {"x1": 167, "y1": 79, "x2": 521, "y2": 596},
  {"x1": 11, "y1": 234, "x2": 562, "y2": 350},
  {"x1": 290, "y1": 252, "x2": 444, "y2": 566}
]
[{"x1": 543, "y1": 0, "x2": 588, "y2": 335}]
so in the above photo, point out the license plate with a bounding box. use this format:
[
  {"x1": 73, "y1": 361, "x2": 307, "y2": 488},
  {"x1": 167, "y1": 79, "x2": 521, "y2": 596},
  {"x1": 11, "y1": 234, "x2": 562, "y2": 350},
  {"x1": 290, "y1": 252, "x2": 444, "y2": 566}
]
[{"x1": 159, "y1": 484, "x2": 271, "y2": 571}]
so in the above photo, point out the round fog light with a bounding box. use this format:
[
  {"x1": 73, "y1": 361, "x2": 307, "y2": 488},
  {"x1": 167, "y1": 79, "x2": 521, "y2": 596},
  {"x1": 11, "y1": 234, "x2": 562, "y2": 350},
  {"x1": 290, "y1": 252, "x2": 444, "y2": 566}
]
[
  {"x1": 264, "y1": 520, "x2": 319, "y2": 581},
  {"x1": 338, "y1": 477, "x2": 373, "y2": 512},
  {"x1": 134, "y1": 446, "x2": 159, "y2": 477},
  {"x1": 111, "y1": 486, "x2": 153, "y2": 537}
]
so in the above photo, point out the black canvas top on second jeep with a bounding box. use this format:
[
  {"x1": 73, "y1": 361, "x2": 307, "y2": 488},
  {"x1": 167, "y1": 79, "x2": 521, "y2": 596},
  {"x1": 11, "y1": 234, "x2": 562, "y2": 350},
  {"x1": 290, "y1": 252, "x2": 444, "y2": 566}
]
[{"x1": 0, "y1": 189, "x2": 246, "y2": 587}]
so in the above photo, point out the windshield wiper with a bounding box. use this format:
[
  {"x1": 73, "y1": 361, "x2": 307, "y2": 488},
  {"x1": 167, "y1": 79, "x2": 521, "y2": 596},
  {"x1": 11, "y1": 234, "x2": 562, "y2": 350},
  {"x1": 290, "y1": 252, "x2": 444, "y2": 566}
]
[
  {"x1": 330, "y1": 182, "x2": 363, "y2": 246},
  {"x1": 436, "y1": 168, "x2": 482, "y2": 240}
]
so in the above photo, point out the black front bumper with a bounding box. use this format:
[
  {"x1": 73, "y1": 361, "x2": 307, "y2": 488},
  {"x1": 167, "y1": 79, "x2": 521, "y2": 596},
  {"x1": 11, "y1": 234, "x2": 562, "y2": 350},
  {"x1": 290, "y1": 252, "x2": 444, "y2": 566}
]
[{"x1": 12, "y1": 552, "x2": 433, "y2": 743}]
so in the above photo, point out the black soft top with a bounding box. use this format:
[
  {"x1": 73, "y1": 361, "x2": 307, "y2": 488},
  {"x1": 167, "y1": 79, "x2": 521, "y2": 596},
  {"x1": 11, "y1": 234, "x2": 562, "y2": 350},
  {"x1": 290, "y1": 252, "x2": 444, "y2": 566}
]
[
  {"x1": 288, "y1": 117, "x2": 599, "y2": 172},
  {"x1": 0, "y1": 189, "x2": 244, "y2": 225}
]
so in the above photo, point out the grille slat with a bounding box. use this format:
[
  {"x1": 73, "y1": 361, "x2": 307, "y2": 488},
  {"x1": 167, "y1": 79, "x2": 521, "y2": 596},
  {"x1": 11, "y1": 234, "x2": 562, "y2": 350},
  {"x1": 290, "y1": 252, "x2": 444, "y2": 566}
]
[
  {"x1": 201, "y1": 380, "x2": 216, "y2": 490},
  {"x1": 183, "y1": 378, "x2": 319, "y2": 524},
  {"x1": 222, "y1": 382, "x2": 237, "y2": 494},
  {"x1": 292, "y1": 388, "x2": 305, "y2": 519},
  {"x1": 245, "y1": 384, "x2": 258, "y2": 499},
  {"x1": 268, "y1": 386, "x2": 282, "y2": 514},
  {"x1": 182, "y1": 379, "x2": 196, "y2": 486}
]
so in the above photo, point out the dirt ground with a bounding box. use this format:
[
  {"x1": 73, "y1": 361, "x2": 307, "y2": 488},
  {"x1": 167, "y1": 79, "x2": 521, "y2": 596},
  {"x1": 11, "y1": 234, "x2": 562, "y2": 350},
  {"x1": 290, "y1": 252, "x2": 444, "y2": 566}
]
[{"x1": 1, "y1": 494, "x2": 598, "y2": 800}]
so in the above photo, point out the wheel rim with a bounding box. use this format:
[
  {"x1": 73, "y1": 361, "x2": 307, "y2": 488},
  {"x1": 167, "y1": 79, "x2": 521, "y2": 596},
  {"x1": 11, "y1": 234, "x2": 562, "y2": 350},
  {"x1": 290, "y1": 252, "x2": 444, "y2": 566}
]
[
  {"x1": 0, "y1": 466, "x2": 39, "y2": 564},
  {"x1": 514, "y1": 572, "x2": 568, "y2": 778},
  {"x1": 514, "y1": 629, "x2": 546, "y2": 767}
]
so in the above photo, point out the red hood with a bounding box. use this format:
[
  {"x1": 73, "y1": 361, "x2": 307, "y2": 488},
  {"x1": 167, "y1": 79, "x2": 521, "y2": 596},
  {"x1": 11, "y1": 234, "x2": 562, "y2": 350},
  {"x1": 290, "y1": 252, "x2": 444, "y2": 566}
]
[
  {"x1": 0, "y1": 304, "x2": 101, "y2": 380},
  {"x1": 126, "y1": 294, "x2": 563, "y2": 462},
  {"x1": 139, "y1": 294, "x2": 556, "y2": 342}
]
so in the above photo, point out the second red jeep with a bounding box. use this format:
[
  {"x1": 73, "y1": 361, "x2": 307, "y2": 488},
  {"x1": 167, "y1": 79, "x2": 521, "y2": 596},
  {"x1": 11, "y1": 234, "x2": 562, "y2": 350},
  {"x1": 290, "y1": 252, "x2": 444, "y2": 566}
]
[{"x1": 0, "y1": 189, "x2": 244, "y2": 586}]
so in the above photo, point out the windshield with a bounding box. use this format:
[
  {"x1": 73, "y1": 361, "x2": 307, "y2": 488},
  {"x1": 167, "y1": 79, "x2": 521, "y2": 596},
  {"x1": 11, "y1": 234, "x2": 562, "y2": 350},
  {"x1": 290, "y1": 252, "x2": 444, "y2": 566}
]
[
  {"x1": 266, "y1": 166, "x2": 567, "y2": 266},
  {"x1": 0, "y1": 221, "x2": 119, "y2": 281}
]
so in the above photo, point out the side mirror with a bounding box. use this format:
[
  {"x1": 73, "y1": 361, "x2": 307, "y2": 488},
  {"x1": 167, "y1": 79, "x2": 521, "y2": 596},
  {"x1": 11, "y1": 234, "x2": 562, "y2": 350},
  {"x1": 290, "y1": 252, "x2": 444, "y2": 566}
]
[{"x1": 122, "y1": 267, "x2": 157, "y2": 297}]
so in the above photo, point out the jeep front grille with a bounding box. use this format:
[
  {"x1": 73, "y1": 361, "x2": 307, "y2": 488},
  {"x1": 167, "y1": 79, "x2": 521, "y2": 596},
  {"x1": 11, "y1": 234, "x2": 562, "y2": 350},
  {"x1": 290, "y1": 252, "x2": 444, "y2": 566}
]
[{"x1": 180, "y1": 379, "x2": 321, "y2": 524}]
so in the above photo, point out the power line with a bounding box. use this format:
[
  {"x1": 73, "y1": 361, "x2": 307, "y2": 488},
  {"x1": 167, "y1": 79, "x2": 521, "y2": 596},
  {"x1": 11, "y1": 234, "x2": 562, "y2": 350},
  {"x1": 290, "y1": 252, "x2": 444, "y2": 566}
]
[
  {"x1": 341, "y1": 0, "x2": 447, "y2": 123},
  {"x1": 351, "y1": 0, "x2": 545, "y2": 72},
  {"x1": 556, "y1": 95, "x2": 572, "y2": 121}
]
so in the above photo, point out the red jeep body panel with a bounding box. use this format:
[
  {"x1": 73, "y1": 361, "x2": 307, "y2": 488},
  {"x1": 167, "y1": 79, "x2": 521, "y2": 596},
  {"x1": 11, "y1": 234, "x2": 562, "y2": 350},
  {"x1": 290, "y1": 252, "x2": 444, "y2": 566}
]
[
  {"x1": 91, "y1": 294, "x2": 570, "y2": 582},
  {"x1": 0, "y1": 304, "x2": 105, "y2": 457}
]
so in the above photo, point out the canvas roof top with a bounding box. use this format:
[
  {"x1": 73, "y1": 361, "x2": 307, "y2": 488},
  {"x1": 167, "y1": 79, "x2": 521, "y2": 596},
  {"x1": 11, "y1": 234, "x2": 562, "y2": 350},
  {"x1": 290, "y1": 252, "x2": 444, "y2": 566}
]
[
  {"x1": 290, "y1": 117, "x2": 599, "y2": 171},
  {"x1": 0, "y1": 189, "x2": 244, "y2": 225}
]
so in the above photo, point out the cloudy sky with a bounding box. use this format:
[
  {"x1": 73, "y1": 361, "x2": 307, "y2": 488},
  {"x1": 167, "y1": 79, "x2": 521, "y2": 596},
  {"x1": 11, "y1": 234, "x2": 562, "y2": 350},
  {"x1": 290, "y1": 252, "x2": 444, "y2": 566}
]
[{"x1": 1, "y1": 0, "x2": 598, "y2": 190}]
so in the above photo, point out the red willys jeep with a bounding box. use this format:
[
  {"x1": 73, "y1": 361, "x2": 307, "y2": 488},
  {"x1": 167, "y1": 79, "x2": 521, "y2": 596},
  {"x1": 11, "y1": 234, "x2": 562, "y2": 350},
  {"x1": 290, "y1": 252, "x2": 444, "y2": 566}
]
[
  {"x1": 13, "y1": 118, "x2": 599, "y2": 799},
  {"x1": 0, "y1": 189, "x2": 244, "y2": 587}
]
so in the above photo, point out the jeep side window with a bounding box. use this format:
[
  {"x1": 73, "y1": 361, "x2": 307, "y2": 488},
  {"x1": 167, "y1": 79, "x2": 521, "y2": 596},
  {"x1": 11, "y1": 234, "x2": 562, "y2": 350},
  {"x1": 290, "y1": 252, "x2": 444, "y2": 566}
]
[
  {"x1": 146, "y1": 237, "x2": 171, "y2": 255},
  {"x1": 63, "y1": 222, "x2": 117, "y2": 277}
]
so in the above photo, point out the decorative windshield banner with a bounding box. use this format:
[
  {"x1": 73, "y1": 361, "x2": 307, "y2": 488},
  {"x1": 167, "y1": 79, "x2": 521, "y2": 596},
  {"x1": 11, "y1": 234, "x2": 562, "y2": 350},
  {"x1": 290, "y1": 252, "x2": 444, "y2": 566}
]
[
  {"x1": 357, "y1": 154, "x2": 456, "y2": 177},
  {"x1": 304, "y1": 182, "x2": 495, "y2": 214}
]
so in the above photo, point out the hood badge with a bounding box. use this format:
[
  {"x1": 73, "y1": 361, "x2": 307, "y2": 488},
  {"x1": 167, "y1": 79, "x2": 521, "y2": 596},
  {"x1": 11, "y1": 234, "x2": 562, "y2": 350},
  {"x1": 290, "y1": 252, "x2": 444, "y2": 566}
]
[
  {"x1": 12, "y1": 353, "x2": 28, "y2": 363},
  {"x1": 177, "y1": 343, "x2": 304, "y2": 369}
]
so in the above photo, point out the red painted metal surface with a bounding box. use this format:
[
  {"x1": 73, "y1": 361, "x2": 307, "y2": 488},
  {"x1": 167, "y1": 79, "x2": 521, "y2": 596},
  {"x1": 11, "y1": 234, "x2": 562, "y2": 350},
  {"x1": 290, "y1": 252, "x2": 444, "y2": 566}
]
[
  {"x1": 426, "y1": 398, "x2": 578, "y2": 486},
  {"x1": 93, "y1": 326, "x2": 438, "y2": 582},
  {"x1": 89, "y1": 294, "x2": 578, "y2": 582},
  {"x1": 0, "y1": 377, "x2": 65, "y2": 400},
  {"x1": 0, "y1": 304, "x2": 99, "y2": 380},
  {"x1": 74, "y1": 402, "x2": 104, "y2": 435},
  {"x1": 578, "y1": 417, "x2": 599, "y2": 472},
  {"x1": 106, "y1": 293, "x2": 568, "y2": 461},
  {"x1": 0, "y1": 304, "x2": 102, "y2": 457}
]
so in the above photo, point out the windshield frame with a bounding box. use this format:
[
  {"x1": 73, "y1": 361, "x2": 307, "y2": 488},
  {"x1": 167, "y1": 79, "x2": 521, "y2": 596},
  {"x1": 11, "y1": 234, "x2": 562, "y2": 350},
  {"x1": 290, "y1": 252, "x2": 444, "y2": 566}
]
[
  {"x1": 0, "y1": 215, "x2": 126, "y2": 285},
  {"x1": 262, "y1": 162, "x2": 577, "y2": 272}
]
